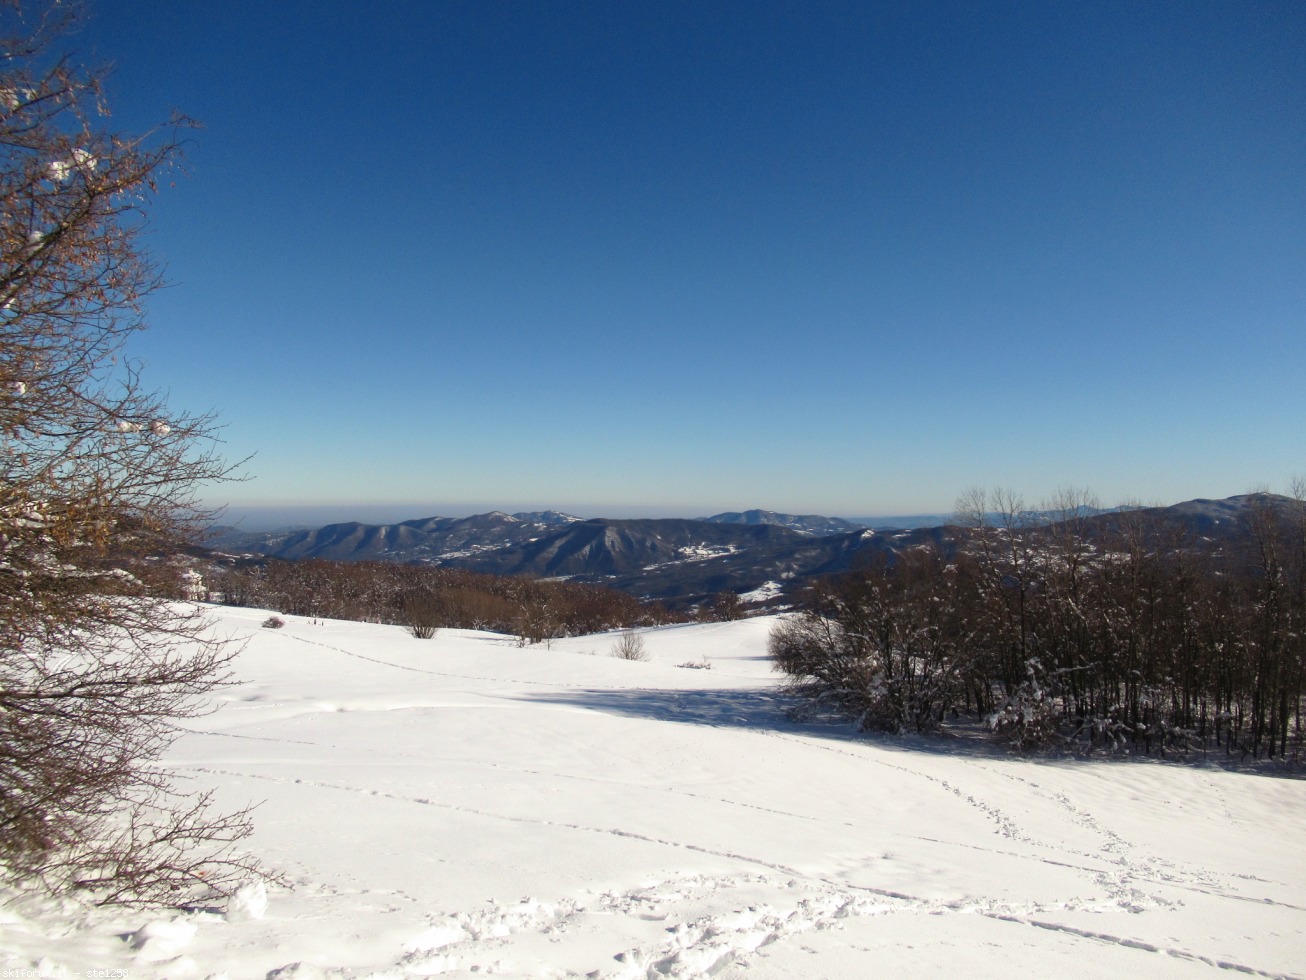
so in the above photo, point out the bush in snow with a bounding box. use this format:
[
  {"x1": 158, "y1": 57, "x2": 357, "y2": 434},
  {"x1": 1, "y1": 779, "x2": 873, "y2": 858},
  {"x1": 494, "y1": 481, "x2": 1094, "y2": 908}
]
[
  {"x1": 770, "y1": 549, "x2": 967, "y2": 734},
  {"x1": 403, "y1": 590, "x2": 443, "y2": 640},
  {"x1": 611, "y1": 630, "x2": 648, "y2": 661},
  {"x1": 711, "y1": 591, "x2": 744, "y2": 621},
  {"x1": 987, "y1": 660, "x2": 1063, "y2": 750}
]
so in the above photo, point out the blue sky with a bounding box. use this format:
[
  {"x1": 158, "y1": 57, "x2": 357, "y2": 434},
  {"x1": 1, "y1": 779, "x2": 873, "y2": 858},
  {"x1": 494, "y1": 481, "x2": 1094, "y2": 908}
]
[{"x1": 78, "y1": 0, "x2": 1304, "y2": 525}]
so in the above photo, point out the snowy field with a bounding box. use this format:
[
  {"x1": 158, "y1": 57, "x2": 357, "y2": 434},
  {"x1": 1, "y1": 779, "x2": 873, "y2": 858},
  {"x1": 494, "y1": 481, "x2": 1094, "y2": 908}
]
[{"x1": 5, "y1": 605, "x2": 1305, "y2": 979}]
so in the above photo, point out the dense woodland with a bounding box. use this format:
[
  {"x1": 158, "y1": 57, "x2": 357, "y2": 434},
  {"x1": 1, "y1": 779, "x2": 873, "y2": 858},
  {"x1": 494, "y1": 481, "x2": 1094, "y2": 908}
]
[
  {"x1": 214, "y1": 559, "x2": 677, "y2": 643},
  {"x1": 772, "y1": 490, "x2": 1306, "y2": 762}
]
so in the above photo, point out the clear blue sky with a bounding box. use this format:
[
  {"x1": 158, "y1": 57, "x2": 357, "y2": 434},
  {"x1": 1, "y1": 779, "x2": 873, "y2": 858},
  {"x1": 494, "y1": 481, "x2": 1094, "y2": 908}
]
[{"x1": 77, "y1": 0, "x2": 1304, "y2": 524}]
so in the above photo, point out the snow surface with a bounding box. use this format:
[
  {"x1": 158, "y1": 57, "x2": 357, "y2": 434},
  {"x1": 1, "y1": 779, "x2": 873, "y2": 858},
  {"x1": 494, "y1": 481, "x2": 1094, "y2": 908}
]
[
  {"x1": 5, "y1": 605, "x2": 1304, "y2": 979},
  {"x1": 737, "y1": 581, "x2": 785, "y2": 604}
]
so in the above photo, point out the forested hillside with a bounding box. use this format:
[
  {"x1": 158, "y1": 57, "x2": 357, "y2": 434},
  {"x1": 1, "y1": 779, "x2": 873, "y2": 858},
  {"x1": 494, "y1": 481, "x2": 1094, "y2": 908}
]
[{"x1": 215, "y1": 558, "x2": 677, "y2": 644}]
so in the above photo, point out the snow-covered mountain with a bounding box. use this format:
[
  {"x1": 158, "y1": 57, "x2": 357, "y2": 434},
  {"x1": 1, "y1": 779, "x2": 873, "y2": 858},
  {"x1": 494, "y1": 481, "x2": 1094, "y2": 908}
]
[
  {"x1": 206, "y1": 510, "x2": 583, "y2": 562},
  {"x1": 202, "y1": 506, "x2": 953, "y2": 606},
  {"x1": 18, "y1": 605, "x2": 1306, "y2": 977},
  {"x1": 203, "y1": 495, "x2": 1299, "y2": 610}
]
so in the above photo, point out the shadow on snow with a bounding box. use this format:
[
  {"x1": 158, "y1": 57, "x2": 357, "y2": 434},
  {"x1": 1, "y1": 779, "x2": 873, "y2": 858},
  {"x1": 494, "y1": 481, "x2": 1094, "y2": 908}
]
[
  {"x1": 511, "y1": 686, "x2": 1011, "y2": 761},
  {"x1": 511, "y1": 686, "x2": 1306, "y2": 776}
]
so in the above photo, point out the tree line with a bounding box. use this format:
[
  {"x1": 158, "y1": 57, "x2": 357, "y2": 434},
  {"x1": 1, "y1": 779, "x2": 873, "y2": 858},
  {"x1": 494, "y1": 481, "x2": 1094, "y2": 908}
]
[
  {"x1": 214, "y1": 558, "x2": 678, "y2": 643},
  {"x1": 771, "y1": 488, "x2": 1306, "y2": 762}
]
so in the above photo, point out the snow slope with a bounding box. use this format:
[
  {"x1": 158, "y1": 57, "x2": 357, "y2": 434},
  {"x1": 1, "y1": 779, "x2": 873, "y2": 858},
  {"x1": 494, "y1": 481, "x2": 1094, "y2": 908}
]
[{"x1": 5, "y1": 606, "x2": 1304, "y2": 979}]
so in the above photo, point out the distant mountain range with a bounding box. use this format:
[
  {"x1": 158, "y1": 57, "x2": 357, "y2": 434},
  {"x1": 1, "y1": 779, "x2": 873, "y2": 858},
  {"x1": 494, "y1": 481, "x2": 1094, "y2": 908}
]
[
  {"x1": 206, "y1": 511, "x2": 581, "y2": 562},
  {"x1": 204, "y1": 508, "x2": 948, "y2": 607},
  {"x1": 700, "y1": 509, "x2": 868, "y2": 536},
  {"x1": 204, "y1": 495, "x2": 1297, "y2": 610},
  {"x1": 701, "y1": 508, "x2": 959, "y2": 532}
]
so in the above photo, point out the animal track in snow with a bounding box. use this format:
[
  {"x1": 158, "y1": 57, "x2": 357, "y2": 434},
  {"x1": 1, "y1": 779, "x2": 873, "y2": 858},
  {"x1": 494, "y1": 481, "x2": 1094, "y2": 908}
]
[
  {"x1": 387, "y1": 869, "x2": 1294, "y2": 980},
  {"x1": 277, "y1": 631, "x2": 592, "y2": 690}
]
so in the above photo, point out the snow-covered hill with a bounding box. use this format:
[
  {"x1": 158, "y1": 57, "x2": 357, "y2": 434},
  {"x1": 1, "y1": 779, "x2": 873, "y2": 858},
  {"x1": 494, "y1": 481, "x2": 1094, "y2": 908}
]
[{"x1": 8, "y1": 607, "x2": 1304, "y2": 978}]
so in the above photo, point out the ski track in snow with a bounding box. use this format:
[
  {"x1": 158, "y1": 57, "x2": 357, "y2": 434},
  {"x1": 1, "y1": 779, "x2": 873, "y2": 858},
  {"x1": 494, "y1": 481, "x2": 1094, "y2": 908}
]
[
  {"x1": 192, "y1": 765, "x2": 825, "y2": 883},
  {"x1": 277, "y1": 630, "x2": 599, "y2": 690}
]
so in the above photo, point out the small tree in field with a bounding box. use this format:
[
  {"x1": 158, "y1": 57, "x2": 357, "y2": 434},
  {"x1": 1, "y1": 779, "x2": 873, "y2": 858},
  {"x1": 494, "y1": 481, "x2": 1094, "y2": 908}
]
[
  {"x1": 0, "y1": 1, "x2": 259, "y2": 905},
  {"x1": 611, "y1": 629, "x2": 648, "y2": 661},
  {"x1": 712, "y1": 591, "x2": 744, "y2": 621},
  {"x1": 402, "y1": 589, "x2": 442, "y2": 639}
]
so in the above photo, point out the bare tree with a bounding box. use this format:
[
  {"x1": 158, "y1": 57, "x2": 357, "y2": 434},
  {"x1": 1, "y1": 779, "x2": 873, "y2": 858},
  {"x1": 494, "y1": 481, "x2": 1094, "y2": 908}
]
[
  {"x1": 611, "y1": 629, "x2": 648, "y2": 661},
  {"x1": 952, "y1": 487, "x2": 1041, "y2": 695},
  {"x1": 0, "y1": 1, "x2": 259, "y2": 905},
  {"x1": 402, "y1": 588, "x2": 443, "y2": 639},
  {"x1": 712, "y1": 591, "x2": 744, "y2": 621},
  {"x1": 771, "y1": 548, "x2": 968, "y2": 733}
]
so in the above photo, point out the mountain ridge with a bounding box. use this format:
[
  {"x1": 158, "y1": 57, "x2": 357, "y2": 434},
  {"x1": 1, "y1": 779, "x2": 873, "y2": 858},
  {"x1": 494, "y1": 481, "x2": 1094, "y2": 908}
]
[
  {"x1": 701, "y1": 509, "x2": 868, "y2": 536},
  {"x1": 203, "y1": 494, "x2": 1299, "y2": 610}
]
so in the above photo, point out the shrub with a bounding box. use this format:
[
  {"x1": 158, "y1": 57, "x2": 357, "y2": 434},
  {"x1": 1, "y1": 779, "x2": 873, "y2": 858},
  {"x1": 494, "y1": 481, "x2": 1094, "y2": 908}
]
[
  {"x1": 402, "y1": 591, "x2": 443, "y2": 640},
  {"x1": 712, "y1": 591, "x2": 744, "y2": 621},
  {"x1": 611, "y1": 630, "x2": 648, "y2": 661}
]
